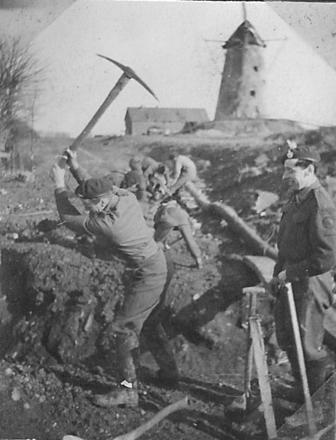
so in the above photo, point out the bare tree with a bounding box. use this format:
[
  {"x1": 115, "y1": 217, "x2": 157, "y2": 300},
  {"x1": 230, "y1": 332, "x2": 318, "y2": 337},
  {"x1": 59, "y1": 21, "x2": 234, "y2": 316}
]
[{"x1": 0, "y1": 37, "x2": 42, "y2": 161}]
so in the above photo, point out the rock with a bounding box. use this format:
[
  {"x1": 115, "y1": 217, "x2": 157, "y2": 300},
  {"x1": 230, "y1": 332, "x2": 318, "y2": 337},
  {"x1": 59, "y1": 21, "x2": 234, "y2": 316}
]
[
  {"x1": 1, "y1": 242, "x2": 125, "y2": 363},
  {"x1": 6, "y1": 232, "x2": 19, "y2": 240},
  {"x1": 11, "y1": 387, "x2": 21, "y2": 401},
  {"x1": 63, "y1": 436, "x2": 84, "y2": 440},
  {"x1": 254, "y1": 190, "x2": 279, "y2": 213}
]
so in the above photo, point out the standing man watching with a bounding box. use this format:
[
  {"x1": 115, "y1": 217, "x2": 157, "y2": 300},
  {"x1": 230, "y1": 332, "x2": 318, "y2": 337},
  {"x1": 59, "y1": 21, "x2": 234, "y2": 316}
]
[
  {"x1": 50, "y1": 151, "x2": 177, "y2": 407},
  {"x1": 272, "y1": 142, "x2": 336, "y2": 400}
]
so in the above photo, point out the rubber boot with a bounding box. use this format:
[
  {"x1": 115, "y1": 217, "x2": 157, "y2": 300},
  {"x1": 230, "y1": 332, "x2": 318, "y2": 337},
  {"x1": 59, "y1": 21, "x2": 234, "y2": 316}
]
[
  {"x1": 285, "y1": 358, "x2": 328, "y2": 427},
  {"x1": 145, "y1": 323, "x2": 179, "y2": 387},
  {"x1": 276, "y1": 349, "x2": 304, "y2": 404},
  {"x1": 92, "y1": 384, "x2": 139, "y2": 408},
  {"x1": 306, "y1": 358, "x2": 328, "y2": 395},
  {"x1": 92, "y1": 333, "x2": 139, "y2": 408}
]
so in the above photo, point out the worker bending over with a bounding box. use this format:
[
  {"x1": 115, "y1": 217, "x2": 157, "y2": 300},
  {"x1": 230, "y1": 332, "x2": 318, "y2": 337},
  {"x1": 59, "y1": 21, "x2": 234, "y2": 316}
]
[
  {"x1": 168, "y1": 153, "x2": 197, "y2": 195},
  {"x1": 154, "y1": 195, "x2": 203, "y2": 269}
]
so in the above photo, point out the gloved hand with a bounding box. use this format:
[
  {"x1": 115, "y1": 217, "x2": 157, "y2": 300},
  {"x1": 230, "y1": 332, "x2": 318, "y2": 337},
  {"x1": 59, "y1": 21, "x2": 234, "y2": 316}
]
[
  {"x1": 268, "y1": 276, "x2": 281, "y2": 297},
  {"x1": 277, "y1": 270, "x2": 287, "y2": 283}
]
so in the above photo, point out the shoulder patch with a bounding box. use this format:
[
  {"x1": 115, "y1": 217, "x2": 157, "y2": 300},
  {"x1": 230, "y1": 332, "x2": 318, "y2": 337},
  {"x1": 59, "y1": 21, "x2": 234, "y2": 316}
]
[
  {"x1": 319, "y1": 207, "x2": 336, "y2": 236},
  {"x1": 322, "y1": 215, "x2": 335, "y2": 229}
]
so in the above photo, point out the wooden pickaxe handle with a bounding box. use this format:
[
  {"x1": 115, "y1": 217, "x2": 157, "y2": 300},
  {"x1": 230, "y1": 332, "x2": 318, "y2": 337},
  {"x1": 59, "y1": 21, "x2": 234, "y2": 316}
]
[
  {"x1": 68, "y1": 54, "x2": 158, "y2": 153},
  {"x1": 69, "y1": 73, "x2": 130, "y2": 152}
]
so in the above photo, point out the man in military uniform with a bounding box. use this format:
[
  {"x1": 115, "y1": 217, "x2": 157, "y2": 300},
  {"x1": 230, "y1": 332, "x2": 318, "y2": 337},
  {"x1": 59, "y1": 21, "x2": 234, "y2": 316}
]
[
  {"x1": 272, "y1": 142, "x2": 336, "y2": 399},
  {"x1": 50, "y1": 151, "x2": 178, "y2": 407}
]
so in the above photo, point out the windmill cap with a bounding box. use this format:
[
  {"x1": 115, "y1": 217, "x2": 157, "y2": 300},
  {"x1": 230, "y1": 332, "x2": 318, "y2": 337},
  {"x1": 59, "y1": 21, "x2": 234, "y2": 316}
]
[
  {"x1": 75, "y1": 177, "x2": 114, "y2": 199},
  {"x1": 282, "y1": 145, "x2": 320, "y2": 163}
]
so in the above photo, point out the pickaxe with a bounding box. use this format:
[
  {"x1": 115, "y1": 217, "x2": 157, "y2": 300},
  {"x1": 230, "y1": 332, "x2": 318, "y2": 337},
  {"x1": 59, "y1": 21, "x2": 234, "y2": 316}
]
[{"x1": 69, "y1": 55, "x2": 158, "y2": 152}]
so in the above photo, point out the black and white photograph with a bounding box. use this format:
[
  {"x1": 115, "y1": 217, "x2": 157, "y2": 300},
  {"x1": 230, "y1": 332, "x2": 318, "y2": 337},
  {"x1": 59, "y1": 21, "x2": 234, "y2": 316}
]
[{"x1": 1, "y1": 1, "x2": 336, "y2": 439}]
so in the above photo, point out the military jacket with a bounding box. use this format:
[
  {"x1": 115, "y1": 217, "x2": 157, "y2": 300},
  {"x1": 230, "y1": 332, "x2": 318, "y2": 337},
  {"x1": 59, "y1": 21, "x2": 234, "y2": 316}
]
[
  {"x1": 55, "y1": 187, "x2": 158, "y2": 267},
  {"x1": 274, "y1": 180, "x2": 336, "y2": 281}
]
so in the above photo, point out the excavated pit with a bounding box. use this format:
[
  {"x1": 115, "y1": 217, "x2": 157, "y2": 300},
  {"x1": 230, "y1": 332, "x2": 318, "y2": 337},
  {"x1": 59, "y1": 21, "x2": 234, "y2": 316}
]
[
  {"x1": 2, "y1": 130, "x2": 336, "y2": 439},
  {"x1": 0, "y1": 229, "x2": 260, "y2": 368},
  {"x1": 0, "y1": 225, "x2": 265, "y2": 440}
]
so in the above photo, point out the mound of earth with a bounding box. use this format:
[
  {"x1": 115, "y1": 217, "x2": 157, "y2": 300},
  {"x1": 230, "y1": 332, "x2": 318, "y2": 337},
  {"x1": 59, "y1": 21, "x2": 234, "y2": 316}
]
[{"x1": 1, "y1": 127, "x2": 336, "y2": 440}]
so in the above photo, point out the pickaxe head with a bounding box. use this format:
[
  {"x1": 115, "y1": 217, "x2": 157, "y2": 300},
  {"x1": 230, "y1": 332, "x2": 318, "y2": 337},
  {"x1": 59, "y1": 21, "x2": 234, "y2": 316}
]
[{"x1": 97, "y1": 53, "x2": 158, "y2": 101}]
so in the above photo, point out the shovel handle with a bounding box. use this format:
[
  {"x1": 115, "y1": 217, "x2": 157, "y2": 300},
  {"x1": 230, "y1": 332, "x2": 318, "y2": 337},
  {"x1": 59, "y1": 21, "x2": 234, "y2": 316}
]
[
  {"x1": 112, "y1": 396, "x2": 190, "y2": 440},
  {"x1": 285, "y1": 282, "x2": 317, "y2": 438}
]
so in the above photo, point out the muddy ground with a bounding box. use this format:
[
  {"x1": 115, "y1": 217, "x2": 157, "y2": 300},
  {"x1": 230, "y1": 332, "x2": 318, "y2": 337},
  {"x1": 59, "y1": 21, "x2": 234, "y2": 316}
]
[{"x1": 1, "y1": 128, "x2": 336, "y2": 440}]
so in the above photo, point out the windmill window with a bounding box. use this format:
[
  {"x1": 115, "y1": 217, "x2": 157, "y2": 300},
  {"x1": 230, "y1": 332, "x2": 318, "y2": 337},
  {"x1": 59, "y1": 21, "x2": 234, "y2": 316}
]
[
  {"x1": 250, "y1": 90, "x2": 256, "y2": 97},
  {"x1": 253, "y1": 66, "x2": 259, "y2": 72}
]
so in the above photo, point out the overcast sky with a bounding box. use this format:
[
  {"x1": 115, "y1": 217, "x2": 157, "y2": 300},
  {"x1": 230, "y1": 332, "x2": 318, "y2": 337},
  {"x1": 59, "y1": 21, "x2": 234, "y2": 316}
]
[
  {"x1": 271, "y1": 2, "x2": 336, "y2": 70},
  {"x1": 1, "y1": 1, "x2": 336, "y2": 69},
  {"x1": 1, "y1": 1, "x2": 336, "y2": 135}
]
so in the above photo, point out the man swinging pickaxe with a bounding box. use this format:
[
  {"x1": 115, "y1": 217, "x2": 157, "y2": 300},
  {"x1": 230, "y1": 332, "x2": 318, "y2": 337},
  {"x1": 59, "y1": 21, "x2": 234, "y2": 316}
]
[{"x1": 68, "y1": 54, "x2": 158, "y2": 152}]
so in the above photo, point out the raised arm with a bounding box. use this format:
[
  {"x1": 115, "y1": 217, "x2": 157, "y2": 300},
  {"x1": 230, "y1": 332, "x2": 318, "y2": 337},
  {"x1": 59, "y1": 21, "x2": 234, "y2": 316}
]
[
  {"x1": 51, "y1": 160, "x2": 90, "y2": 236},
  {"x1": 63, "y1": 148, "x2": 91, "y2": 184}
]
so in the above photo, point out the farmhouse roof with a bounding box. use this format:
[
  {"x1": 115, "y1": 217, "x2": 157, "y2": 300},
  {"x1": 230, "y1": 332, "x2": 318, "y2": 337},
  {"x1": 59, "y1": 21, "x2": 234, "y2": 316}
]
[
  {"x1": 125, "y1": 107, "x2": 209, "y2": 123},
  {"x1": 224, "y1": 20, "x2": 266, "y2": 49}
]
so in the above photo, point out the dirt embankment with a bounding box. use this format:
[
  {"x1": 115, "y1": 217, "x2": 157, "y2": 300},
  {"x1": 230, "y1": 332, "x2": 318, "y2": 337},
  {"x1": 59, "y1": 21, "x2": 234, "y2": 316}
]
[{"x1": 1, "y1": 127, "x2": 336, "y2": 440}]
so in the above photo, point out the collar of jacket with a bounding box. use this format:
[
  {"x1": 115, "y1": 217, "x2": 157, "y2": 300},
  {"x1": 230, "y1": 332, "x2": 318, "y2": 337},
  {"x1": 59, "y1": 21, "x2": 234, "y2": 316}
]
[
  {"x1": 95, "y1": 194, "x2": 121, "y2": 219},
  {"x1": 294, "y1": 180, "x2": 321, "y2": 205}
]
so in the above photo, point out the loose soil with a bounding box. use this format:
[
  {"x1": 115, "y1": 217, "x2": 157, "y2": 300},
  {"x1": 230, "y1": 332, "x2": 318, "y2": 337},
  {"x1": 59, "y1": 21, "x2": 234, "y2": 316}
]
[{"x1": 1, "y1": 128, "x2": 336, "y2": 440}]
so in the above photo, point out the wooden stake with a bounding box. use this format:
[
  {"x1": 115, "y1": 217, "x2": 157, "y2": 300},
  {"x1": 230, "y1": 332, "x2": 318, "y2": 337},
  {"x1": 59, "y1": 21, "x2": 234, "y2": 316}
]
[{"x1": 63, "y1": 396, "x2": 189, "y2": 440}]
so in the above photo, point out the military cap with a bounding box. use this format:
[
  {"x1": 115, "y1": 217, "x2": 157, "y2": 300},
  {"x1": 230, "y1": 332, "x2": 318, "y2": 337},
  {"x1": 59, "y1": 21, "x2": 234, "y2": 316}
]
[
  {"x1": 283, "y1": 141, "x2": 320, "y2": 163},
  {"x1": 75, "y1": 177, "x2": 114, "y2": 199}
]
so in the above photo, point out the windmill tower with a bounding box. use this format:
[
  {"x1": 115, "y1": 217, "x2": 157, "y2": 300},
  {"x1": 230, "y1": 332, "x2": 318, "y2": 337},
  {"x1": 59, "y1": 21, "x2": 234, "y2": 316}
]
[{"x1": 215, "y1": 6, "x2": 266, "y2": 121}]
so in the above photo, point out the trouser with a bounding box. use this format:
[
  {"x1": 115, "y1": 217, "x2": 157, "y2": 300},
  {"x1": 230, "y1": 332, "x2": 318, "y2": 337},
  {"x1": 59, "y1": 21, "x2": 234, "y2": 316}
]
[
  {"x1": 274, "y1": 272, "x2": 334, "y2": 393},
  {"x1": 141, "y1": 250, "x2": 177, "y2": 375},
  {"x1": 112, "y1": 249, "x2": 175, "y2": 383},
  {"x1": 170, "y1": 169, "x2": 197, "y2": 195}
]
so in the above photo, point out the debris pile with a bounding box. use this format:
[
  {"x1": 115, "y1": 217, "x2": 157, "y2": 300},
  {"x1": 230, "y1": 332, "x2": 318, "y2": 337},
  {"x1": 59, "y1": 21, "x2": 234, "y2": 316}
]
[{"x1": 1, "y1": 242, "x2": 125, "y2": 363}]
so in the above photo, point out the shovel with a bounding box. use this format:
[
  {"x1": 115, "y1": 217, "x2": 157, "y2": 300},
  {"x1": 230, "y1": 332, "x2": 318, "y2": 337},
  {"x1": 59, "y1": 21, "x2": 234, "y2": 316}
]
[
  {"x1": 63, "y1": 396, "x2": 189, "y2": 440},
  {"x1": 285, "y1": 282, "x2": 317, "y2": 439}
]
